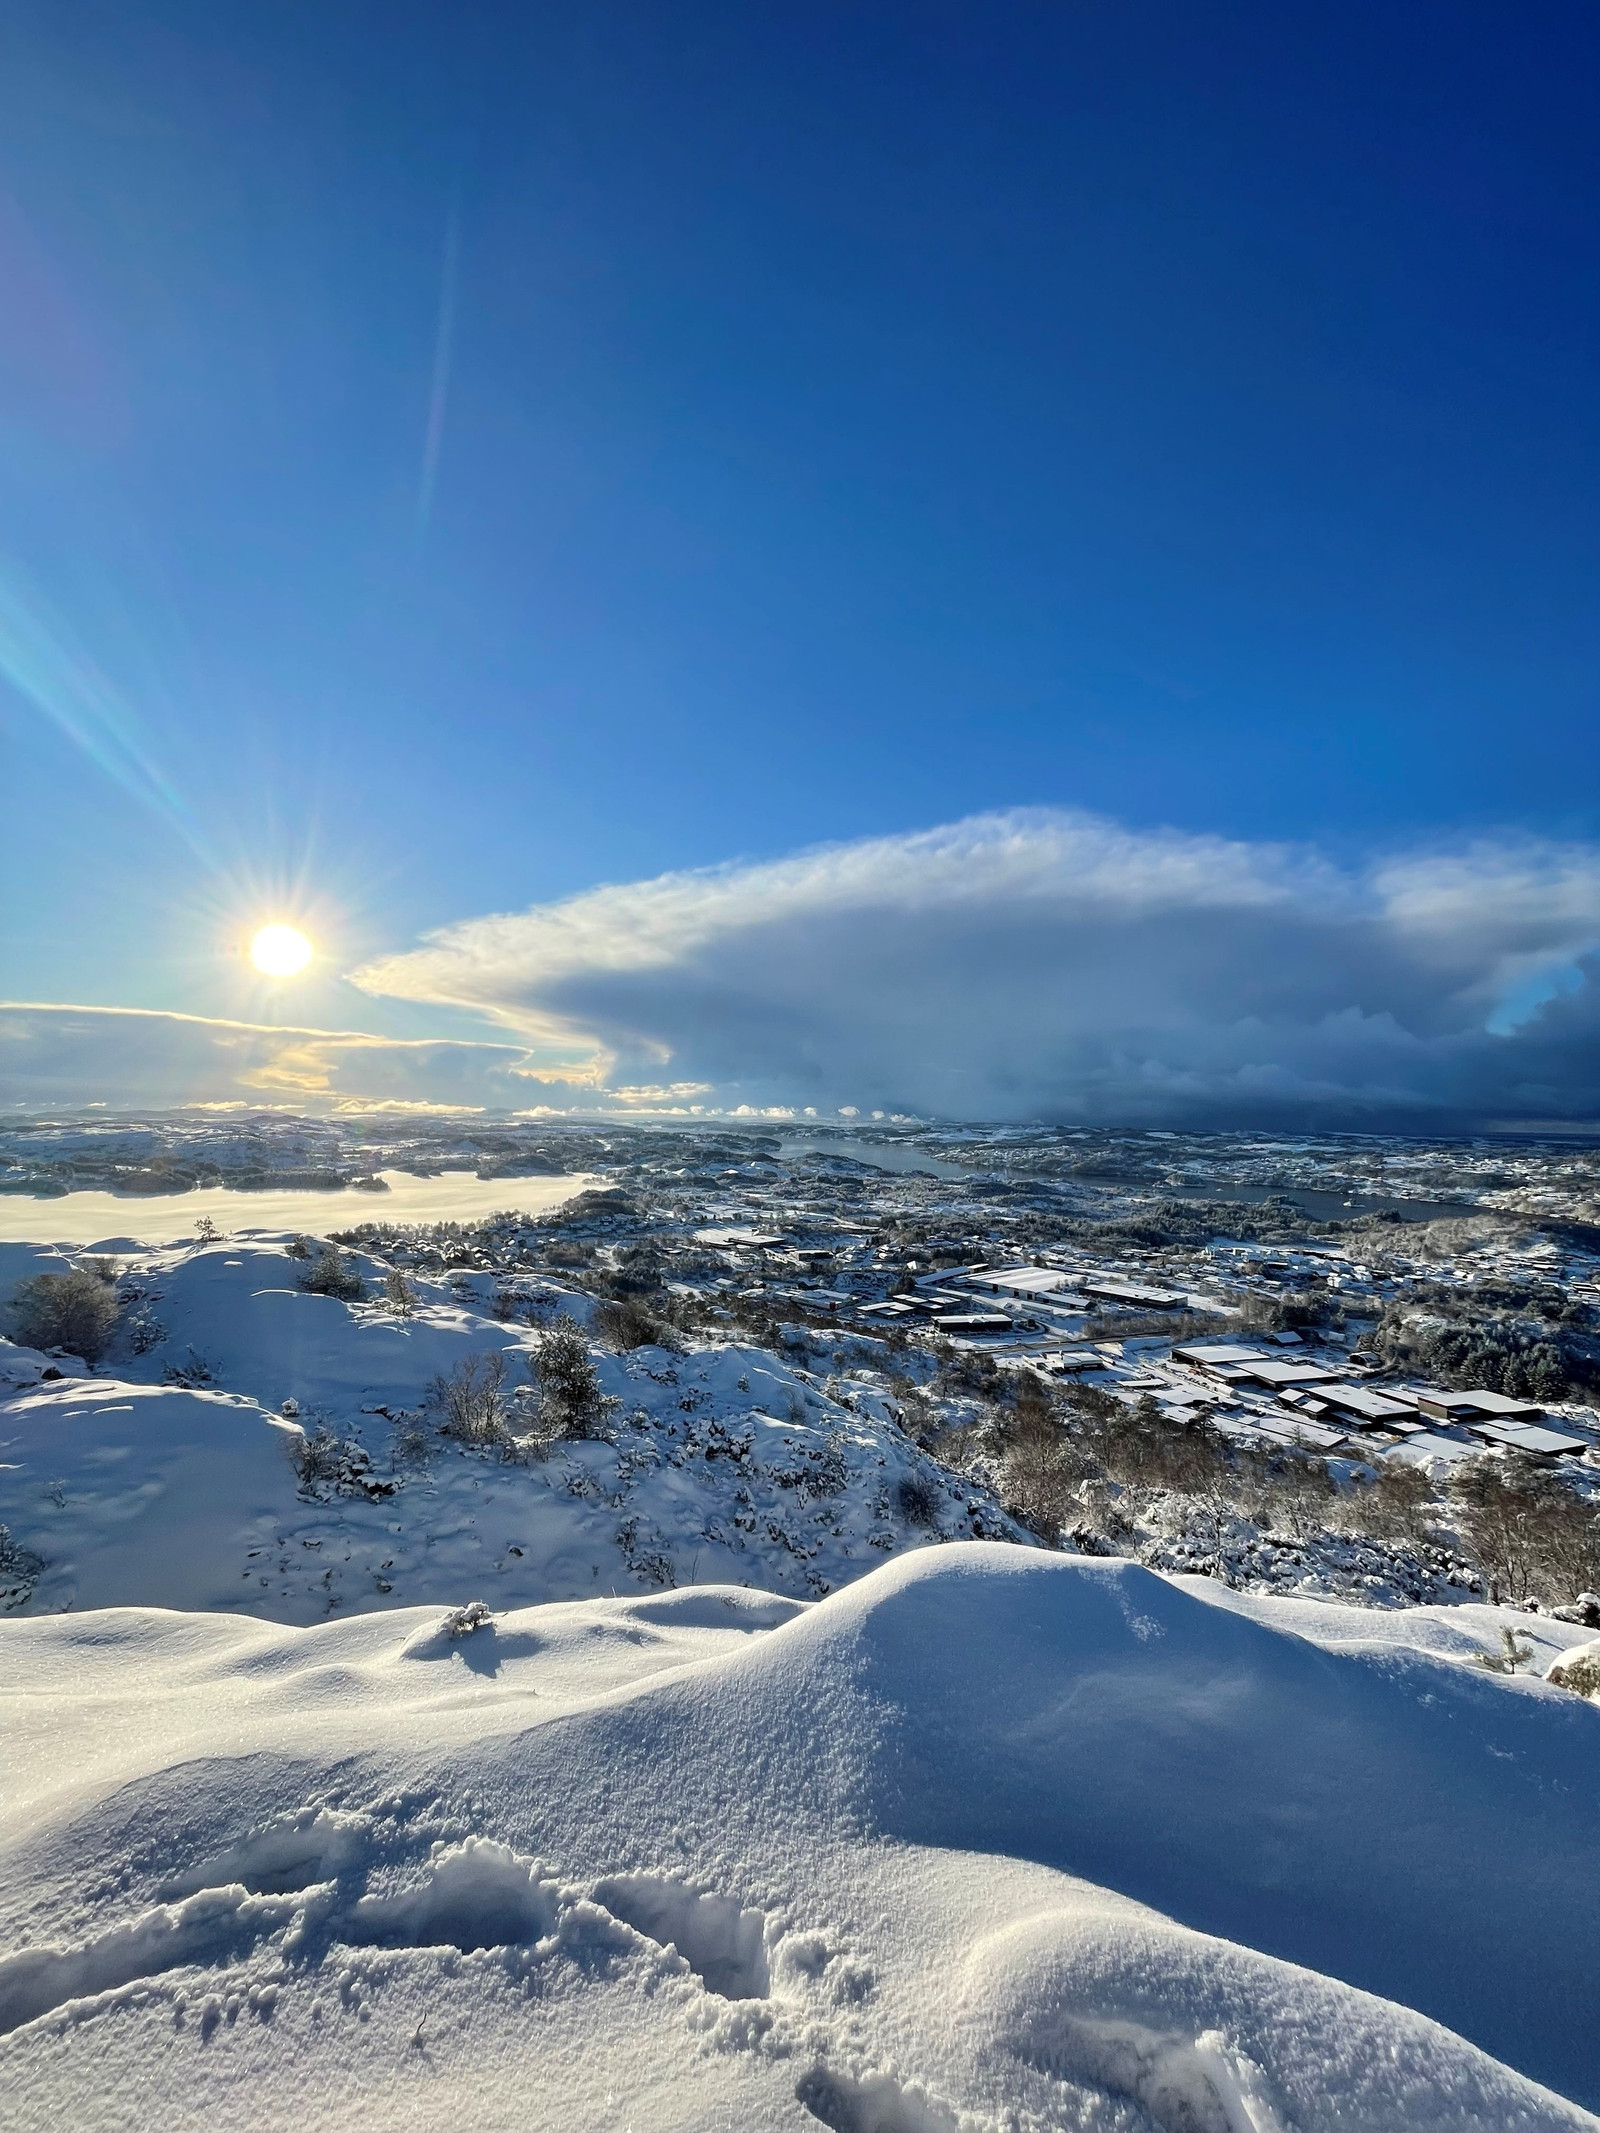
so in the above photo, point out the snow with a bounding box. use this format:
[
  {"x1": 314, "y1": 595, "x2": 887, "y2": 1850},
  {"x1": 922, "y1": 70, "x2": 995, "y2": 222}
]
[
  {"x1": 1, "y1": 1236, "x2": 1025, "y2": 1618},
  {"x1": 5, "y1": 1233, "x2": 1600, "y2": 2128},
  {"x1": 2, "y1": 1549, "x2": 1598, "y2": 2130}
]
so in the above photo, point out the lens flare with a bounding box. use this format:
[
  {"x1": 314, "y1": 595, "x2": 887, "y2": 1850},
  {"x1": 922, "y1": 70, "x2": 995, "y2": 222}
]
[{"x1": 250, "y1": 924, "x2": 313, "y2": 978}]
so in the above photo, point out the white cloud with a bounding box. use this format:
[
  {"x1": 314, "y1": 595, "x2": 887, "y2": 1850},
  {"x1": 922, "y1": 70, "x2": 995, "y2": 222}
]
[
  {"x1": 10, "y1": 813, "x2": 1600, "y2": 1126},
  {"x1": 348, "y1": 810, "x2": 1600, "y2": 1128}
]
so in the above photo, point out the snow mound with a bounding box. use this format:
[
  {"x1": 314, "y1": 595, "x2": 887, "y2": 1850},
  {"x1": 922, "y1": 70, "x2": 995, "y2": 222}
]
[
  {"x1": 2, "y1": 1237, "x2": 1023, "y2": 1618},
  {"x1": 2, "y1": 1547, "x2": 1597, "y2": 2130}
]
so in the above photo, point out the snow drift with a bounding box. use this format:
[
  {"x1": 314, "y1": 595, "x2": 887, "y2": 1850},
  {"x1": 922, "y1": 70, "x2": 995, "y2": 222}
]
[{"x1": 2, "y1": 1546, "x2": 1598, "y2": 2130}]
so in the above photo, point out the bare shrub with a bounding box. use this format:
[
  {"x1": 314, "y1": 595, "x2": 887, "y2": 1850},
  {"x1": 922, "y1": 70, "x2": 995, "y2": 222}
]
[
  {"x1": 391, "y1": 1408, "x2": 432, "y2": 1468},
  {"x1": 8, "y1": 1268, "x2": 119, "y2": 1365},
  {"x1": 998, "y1": 1378, "x2": 1094, "y2": 1540},
  {"x1": 162, "y1": 1346, "x2": 214, "y2": 1387},
  {"x1": 298, "y1": 1245, "x2": 365, "y2": 1302},
  {"x1": 426, "y1": 1351, "x2": 514, "y2": 1449},
  {"x1": 1239, "y1": 1449, "x2": 1337, "y2": 1539},
  {"x1": 592, "y1": 1296, "x2": 684, "y2": 1352},
  {"x1": 895, "y1": 1471, "x2": 942, "y2": 1527},
  {"x1": 1342, "y1": 1461, "x2": 1437, "y2": 1545}
]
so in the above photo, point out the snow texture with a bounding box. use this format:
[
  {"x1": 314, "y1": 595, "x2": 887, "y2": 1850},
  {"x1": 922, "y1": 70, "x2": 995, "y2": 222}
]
[{"x1": 2, "y1": 1547, "x2": 1599, "y2": 2130}]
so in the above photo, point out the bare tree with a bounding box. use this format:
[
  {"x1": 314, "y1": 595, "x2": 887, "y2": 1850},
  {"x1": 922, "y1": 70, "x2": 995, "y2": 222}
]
[{"x1": 1450, "y1": 1455, "x2": 1600, "y2": 1606}]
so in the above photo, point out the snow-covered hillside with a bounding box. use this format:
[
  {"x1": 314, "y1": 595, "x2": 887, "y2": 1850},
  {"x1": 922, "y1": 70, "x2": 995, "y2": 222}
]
[
  {"x1": 0, "y1": 1234, "x2": 1024, "y2": 1617},
  {"x1": 3, "y1": 1546, "x2": 1599, "y2": 2132},
  {"x1": 5, "y1": 1229, "x2": 1600, "y2": 2128}
]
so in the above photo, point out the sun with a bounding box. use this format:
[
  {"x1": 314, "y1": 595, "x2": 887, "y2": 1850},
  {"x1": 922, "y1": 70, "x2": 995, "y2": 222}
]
[{"x1": 250, "y1": 923, "x2": 314, "y2": 978}]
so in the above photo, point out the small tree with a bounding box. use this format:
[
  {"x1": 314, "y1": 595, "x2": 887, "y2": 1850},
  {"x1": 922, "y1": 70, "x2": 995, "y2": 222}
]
[
  {"x1": 530, "y1": 1315, "x2": 616, "y2": 1443},
  {"x1": 384, "y1": 1266, "x2": 418, "y2": 1318},
  {"x1": 1475, "y1": 1625, "x2": 1536, "y2": 1675},
  {"x1": 9, "y1": 1268, "x2": 120, "y2": 1365},
  {"x1": 298, "y1": 1245, "x2": 365, "y2": 1302}
]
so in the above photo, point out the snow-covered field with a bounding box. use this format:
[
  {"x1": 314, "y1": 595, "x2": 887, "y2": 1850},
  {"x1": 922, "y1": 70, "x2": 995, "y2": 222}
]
[{"x1": 4, "y1": 1233, "x2": 1600, "y2": 2129}]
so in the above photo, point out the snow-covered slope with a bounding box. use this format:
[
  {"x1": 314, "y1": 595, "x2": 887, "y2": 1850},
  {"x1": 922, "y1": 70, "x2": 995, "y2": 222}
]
[
  {"x1": 2, "y1": 1546, "x2": 1598, "y2": 2132},
  {"x1": 0, "y1": 1235, "x2": 1024, "y2": 1617}
]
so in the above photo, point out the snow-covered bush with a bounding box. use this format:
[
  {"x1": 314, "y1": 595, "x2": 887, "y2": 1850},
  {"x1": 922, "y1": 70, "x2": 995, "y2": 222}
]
[
  {"x1": 298, "y1": 1244, "x2": 366, "y2": 1302},
  {"x1": 0, "y1": 1522, "x2": 45, "y2": 1607},
  {"x1": 441, "y1": 1599, "x2": 493, "y2": 1638},
  {"x1": 896, "y1": 1472, "x2": 942, "y2": 1528},
  {"x1": 7, "y1": 1268, "x2": 119, "y2": 1365},
  {"x1": 289, "y1": 1422, "x2": 397, "y2": 1500}
]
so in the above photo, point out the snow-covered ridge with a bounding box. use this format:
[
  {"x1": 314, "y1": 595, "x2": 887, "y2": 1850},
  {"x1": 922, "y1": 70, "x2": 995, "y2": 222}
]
[
  {"x1": 2, "y1": 1547, "x2": 1598, "y2": 2130},
  {"x1": 0, "y1": 1234, "x2": 1024, "y2": 1618}
]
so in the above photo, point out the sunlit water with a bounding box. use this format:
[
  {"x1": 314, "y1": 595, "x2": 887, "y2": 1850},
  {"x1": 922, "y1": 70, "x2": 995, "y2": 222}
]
[{"x1": 0, "y1": 1169, "x2": 598, "y2": 1246}]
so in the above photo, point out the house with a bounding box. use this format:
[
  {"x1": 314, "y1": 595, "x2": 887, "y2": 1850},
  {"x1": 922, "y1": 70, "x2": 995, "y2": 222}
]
[
  {"x1": 1412, "y1": 1388, "x2": 1546, "y2": 1426},
  {"x1": 1312, "y1": 1383, "x2": 1418, "y2": 1429},
  {"x1": 1081, "y1": 1278, "x2": 1185, "y2": 1308},
  {"x1": 1462, "y1": 1419, "x2": 1590, "y2": 1458}
]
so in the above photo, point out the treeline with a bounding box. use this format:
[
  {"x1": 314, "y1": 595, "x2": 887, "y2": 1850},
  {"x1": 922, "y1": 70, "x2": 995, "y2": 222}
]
[{"x1": 963, "y1": 1375, "x2": 1600, "y2": 1610}]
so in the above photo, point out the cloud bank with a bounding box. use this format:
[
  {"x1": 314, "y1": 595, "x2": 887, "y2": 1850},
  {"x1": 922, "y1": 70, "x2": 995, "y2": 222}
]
[
  {"x1": 346, "y1": 810, "x2": 1600, "y2": 1129},
  {"x1": 9, "y1": 813, "x2": 1599, "y2": 1125}
]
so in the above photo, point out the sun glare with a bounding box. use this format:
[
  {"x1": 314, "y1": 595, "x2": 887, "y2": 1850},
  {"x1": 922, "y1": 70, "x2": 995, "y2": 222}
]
[{"x1": 250, "y1": 923, "x2": 314, "y2": 978}]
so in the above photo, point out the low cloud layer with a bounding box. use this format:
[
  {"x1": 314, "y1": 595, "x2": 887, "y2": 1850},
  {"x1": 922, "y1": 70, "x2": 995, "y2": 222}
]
[
  {"x1": 0, "y1": 1004, "x2": 541, "y2": 1114},
  {"x1": 347, "y1": 810, "x2": 1600, "y2": 1128}
]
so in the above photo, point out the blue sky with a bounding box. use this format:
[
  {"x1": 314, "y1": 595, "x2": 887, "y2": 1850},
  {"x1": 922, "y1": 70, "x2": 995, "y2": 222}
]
[{"x1": 3, "y1": 2, "x2": 1600, "y2": 1122}]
